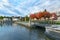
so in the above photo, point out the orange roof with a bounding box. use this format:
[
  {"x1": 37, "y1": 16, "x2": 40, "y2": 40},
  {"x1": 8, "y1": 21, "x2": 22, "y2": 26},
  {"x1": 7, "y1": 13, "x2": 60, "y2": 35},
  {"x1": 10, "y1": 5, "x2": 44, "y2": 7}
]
[
  {"x1": 30, "y1": 14, "x2": 36, "y2": 19},
  {"x1": 30, "y1": 10, "x2": 57, "y2": 19},
  {"x1": 35, "y1": 12, "x2": 43, "y2": 19}
]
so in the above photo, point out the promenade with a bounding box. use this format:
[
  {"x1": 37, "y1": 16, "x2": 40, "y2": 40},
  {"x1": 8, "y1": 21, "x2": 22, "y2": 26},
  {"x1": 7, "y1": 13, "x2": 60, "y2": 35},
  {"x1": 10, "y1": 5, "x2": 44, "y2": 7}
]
[{"x1": 15, "y1": 21, "x2": 31, "y2": 27}]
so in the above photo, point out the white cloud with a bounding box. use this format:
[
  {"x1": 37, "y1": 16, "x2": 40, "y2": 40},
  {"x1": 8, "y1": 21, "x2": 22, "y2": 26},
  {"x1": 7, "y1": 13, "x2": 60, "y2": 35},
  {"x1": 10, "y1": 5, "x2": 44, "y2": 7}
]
[
  {"x1": 0, "y1": 0, "x2": 60, "y2": 16},
  {"x1": 2, "y1": 0, "x2": 10, "y2": 5},
  {"x1": 0, "y1": 0, "x2": 22, "y2": 16},
  {"x1": 41, "y1": 1, "x2": 50, "y2": 6},
  {"x1": 28, "y1": 6, "x2": 40, "y2": 13}
]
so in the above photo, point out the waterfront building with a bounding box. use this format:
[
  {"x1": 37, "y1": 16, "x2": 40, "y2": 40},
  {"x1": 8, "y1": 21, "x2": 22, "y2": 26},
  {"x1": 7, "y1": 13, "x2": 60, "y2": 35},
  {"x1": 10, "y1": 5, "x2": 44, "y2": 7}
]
[
  {"x1": 30, "y1": 9, "x2": 58, "y2": 21},
  {"x1": 58, "y1": 17, "x2": 60, "y2": 20},
  {"x1": 3, "y1": 18, "x2": 9, "y2": 21},
  {"x1": 12, "y1": 16, "x2": 20, "y2": 21},
  {"x1": 50, "y1": 13, "x2": 57, "y2": 20},
  {"x1": 3, "y1": 17, "x2": 12, "y2": 21}
]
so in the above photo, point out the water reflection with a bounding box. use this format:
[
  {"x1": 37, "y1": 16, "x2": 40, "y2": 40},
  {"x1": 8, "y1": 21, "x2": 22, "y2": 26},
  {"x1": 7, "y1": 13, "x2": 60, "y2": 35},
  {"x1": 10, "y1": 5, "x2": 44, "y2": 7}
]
[{"x1": 0, "y1": 22, "x2": 52, "y2": 40}]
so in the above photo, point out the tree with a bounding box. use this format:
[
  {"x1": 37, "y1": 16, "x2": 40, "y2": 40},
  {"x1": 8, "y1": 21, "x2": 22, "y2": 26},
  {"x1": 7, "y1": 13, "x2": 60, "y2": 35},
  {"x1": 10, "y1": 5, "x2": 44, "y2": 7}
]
[
  {"x1": 25, "y1": 16, "x2": 29, "y2": 21},
  {"x1": 0, "y1": 16, "x2": 4, "y2": 19}
]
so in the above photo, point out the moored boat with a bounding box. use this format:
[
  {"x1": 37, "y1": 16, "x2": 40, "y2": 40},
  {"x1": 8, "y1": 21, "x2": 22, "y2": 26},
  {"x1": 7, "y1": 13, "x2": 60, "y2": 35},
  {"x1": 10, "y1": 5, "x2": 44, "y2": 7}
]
[{"x1": 45, "y1": 25, "x2": 60, "y2": 40}]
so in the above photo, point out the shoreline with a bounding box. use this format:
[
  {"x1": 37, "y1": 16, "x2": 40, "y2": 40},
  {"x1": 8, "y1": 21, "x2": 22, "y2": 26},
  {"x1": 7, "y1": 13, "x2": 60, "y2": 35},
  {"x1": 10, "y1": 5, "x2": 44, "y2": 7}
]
[{"x1": 14, "y1": 21, "x2": 31, "y2": 27}]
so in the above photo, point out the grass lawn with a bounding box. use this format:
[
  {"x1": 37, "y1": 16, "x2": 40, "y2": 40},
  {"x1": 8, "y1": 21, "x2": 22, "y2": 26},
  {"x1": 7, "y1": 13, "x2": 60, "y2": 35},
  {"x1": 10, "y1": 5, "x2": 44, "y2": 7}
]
[{"x1": 32, "y1": 20, "x2": 60, "y2": 25}]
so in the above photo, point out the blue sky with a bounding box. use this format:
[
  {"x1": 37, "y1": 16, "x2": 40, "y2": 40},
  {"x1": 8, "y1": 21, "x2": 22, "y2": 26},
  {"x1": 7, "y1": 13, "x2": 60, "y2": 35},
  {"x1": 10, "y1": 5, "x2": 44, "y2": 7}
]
[{"x1": 0, "y1": 0, "x2": 60, "y2": 16}]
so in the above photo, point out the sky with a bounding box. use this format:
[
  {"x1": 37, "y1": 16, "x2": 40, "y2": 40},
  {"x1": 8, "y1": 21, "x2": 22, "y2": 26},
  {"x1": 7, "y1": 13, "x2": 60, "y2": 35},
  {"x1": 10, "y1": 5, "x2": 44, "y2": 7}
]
[{"x1": 0, "y1": 0, "x2": 60, "y2": 16}]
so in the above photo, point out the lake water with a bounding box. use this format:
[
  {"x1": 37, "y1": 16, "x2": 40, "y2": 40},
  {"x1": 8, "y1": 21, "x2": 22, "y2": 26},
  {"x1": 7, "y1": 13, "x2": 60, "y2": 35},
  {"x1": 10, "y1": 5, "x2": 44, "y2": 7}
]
[{"x1": 0, "y1": 23, "x2": 52, "y2": 40}]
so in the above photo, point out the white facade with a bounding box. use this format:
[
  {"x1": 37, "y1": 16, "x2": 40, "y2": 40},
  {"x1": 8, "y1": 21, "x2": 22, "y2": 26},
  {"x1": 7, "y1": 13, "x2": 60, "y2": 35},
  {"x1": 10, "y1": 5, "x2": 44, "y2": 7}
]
[
  {"x1": 57, "y1": 17, "x2": 60, "y2": 21},
  {"x1": 12, "y1": 18, "x2": 19, "y2": 21},
  {"x1": 34, "y1": 18, "x2": 37, "y2": 20},
  {"x1": 3, "y1": 18, "x2": 11, "y2": 21}
]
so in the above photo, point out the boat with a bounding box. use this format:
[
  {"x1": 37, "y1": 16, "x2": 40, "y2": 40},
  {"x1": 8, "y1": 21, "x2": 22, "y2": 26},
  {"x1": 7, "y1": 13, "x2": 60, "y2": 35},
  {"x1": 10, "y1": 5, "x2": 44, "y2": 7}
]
[{"x1": 45, "y1": 25, "x2": 60, "y2": 40}]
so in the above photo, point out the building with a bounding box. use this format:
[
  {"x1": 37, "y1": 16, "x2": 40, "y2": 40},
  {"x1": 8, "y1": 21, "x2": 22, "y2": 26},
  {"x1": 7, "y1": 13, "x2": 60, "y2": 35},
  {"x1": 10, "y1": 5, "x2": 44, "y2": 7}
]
[
  {"x1": 30, "y1": 9, "x2": 57, "y2": 21},
  {"x1": 50, "y1": 13, "x2": 57, "y2": 20},
  {"x1": 12, "y1": 16, "x2": 21, "y2": 21}
]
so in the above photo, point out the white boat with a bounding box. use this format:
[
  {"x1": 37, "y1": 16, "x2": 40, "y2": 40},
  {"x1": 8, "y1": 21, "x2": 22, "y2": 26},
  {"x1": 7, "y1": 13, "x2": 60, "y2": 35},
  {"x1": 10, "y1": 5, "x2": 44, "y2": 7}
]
[{"x1": 45, "y1": 25, "x2": 60, "y2": 40}]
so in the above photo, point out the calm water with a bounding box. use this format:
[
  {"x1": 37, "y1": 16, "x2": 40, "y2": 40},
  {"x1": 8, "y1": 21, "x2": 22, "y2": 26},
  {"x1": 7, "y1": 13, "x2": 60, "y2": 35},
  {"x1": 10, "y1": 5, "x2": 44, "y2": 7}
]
[{"x1": 0, "y1": 23, "x2": 52, "y2": 40}]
